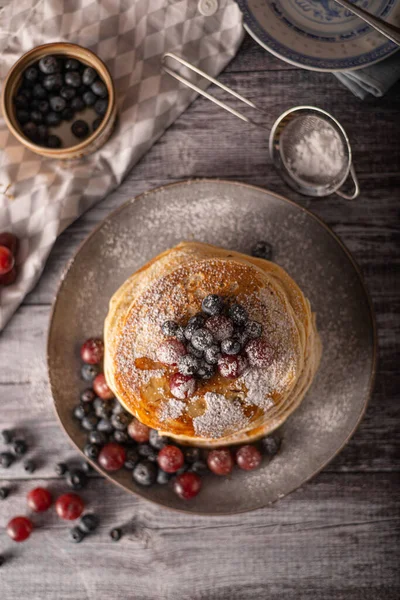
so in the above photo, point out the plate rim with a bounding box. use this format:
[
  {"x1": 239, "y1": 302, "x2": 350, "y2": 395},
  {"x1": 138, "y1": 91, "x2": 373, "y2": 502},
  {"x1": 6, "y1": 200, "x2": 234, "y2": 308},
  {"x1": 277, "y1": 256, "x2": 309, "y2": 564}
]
[
  {"x1": 237, "y1": 1, "x2": 399, "y2": 72},
  {"x1": 47, "y1": 178, "x2": 378, "y2": 515}
]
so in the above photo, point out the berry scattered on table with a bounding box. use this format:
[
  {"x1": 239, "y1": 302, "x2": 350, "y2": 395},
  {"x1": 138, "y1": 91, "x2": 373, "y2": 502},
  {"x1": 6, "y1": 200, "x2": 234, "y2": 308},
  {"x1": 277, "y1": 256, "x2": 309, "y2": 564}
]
[
  {"x1": 12, "y1": 438, "x2": 27, "y2": 456},
  {"x1": 173, "y1": 472, "x2": 202, "y2": 500},
  {"x1": 0, "y1": 555, "x2": 5, "y2": 567},
  {"x1": 0, "y1": 452, "x2": 14, "y2": 468},
  {"x1": 66, "y1": 468, "x2": 88, "y2": 490},
  {"x1": 0, "y1": 429, "x2": 14, "y2": 444},
  {"x1": 55, "y1": 462, "x2": 68, "y2": 476},
  {"x1": 70, "y1": 526, "x2": 86, "y2": 543},
  {"x1": 79, "y1": 513, "x2": 99, "y2": 534},
  {"x1": 23, "y1": 459, "x2": 36, "y2": 474},
  {"x1": 110, "y1": 527, "x2": 122, "y2": 541},
  {"x1": 207, "y1": 449, "x2": 234, "y2": 476},
  {"x1": 27, "y1": 487, "x2": 52, "y2": 512},
  {"x1": 55, "y1": 493, "x2": 84, "y2": 520},
  {"x1": 0, "y1": 486, "x2": 10, "y2": 500},
  {"x1": 7, "y1": 516, "x2": 33, "y2": 542}
]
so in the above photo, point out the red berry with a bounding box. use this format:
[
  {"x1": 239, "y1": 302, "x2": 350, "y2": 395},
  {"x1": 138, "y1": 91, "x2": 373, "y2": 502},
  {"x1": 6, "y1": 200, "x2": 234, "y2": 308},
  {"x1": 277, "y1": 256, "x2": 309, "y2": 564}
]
[
  {"x1": 157, "y1": 445, "x2": 184, "y2": 473},
  {"x1": 7, "y1": 516, "x2": 33, "y2": 542},
  {"x1": 128, "y1": 418, "x2": 150, "y2": 443},
  {"x1": 245, "y1": 339, "x2": 274, "y2": 368},
  {"x1": 0, "y1": 266, "x2": 17, "y2": 286},
  {"x1": 0, "y1": 232, "x2": 19, "y2": 255},
  {"x1": 173, "y1": 472, "x2": 202, "y2": 500},
  {"x1": 80, "y1": 338, "x2": 104, "y2": 364},
  {"x1": 98, "y1": 443, "x2": 126, "y2": 471},
  {"x1": 93, "y1": 373, "x2": 114, "y2": 400},
  {"x1": 236, "y1": 445, "x2": 262, "y2": 471},
  {"x1": 217, "y1": 354, "x2": 247, "y2": 379},
  {"x1": 27, "y1": 487, "x2": 52, "y2": 512},
  {"x1": 205, "y1": 315, "x2": 234, "y2": 341},
  {"x1": 0, "y1": 245, "x2": 14, "y2": 276},
  {"x1": 207, "y1": 449, "x2": 234, "y2": 475},
  {"x1": 55, "y1": 493, "x2": 84, "y2": 520},
  {"x1": 169, "y1": 372, "x2": 195, "y2": 399},
  {"x1": 156, "y1": 339, "x2": 187, "y2": 366}
]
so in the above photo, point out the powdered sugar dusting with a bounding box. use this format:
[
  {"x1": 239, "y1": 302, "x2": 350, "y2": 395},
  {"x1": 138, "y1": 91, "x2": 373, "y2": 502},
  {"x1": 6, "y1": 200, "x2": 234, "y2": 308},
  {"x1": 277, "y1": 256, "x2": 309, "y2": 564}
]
[
  {"x1": 192, "y1": 392, "x2": 250, "y2": 438},
  {"x1": 159, "y1": 399, "x2": 186, "y2": 422}
]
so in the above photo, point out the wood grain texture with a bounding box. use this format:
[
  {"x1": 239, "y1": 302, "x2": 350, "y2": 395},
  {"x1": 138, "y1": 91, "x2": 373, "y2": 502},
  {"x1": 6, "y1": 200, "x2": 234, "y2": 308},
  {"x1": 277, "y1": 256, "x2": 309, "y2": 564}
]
[{"x1": 0, "y1": 23, "x2": 399, "y2": 600}]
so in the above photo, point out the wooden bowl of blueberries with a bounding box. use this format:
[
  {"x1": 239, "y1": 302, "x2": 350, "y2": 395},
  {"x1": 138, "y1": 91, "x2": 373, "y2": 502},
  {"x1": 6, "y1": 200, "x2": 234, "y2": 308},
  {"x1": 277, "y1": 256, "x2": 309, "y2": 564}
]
[{"x1": 1, "y1": 42, "x2": 117, "y2": 159}]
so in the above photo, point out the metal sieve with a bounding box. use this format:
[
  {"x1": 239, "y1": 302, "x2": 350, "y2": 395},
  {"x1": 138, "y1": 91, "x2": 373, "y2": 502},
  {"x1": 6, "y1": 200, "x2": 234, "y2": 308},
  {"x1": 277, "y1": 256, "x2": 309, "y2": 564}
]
[{"x1": 162, "y1": 53, "x2": 359, "y2": 200}]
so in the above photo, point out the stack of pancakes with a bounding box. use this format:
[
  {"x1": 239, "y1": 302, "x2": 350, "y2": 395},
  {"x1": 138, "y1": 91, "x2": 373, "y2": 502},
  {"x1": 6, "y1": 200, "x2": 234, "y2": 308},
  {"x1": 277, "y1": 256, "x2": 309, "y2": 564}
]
[{"x1": 104, "y1": 242, "x2": 321, "y2": 448}]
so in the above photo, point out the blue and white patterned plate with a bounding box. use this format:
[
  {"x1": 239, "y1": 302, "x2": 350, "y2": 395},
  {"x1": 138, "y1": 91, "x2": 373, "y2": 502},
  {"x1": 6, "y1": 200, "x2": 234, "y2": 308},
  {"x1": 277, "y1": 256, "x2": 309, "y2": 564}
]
[{"x1": 236, "y1": 0, "x2": 400, "y2": 71}]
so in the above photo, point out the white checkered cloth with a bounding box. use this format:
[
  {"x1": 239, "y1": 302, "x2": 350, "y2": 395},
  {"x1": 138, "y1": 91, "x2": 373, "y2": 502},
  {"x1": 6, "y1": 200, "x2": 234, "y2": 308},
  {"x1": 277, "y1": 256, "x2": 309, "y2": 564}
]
[{"x1": 0, "y1": 0, "x2": 243, "y2": 330}]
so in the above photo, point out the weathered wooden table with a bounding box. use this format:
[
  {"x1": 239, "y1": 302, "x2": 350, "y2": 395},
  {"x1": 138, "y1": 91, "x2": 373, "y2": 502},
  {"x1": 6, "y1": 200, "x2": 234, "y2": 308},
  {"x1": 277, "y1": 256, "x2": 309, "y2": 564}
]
[{"x1": 0, "y1": 28, "x2": 399, "y2": 600}]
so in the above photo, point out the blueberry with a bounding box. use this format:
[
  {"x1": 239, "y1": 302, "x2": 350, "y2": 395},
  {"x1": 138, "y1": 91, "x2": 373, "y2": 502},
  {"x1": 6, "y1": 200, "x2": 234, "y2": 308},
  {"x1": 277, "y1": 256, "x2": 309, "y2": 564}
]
[
  {"x1": 91, "y1": 80, "x2": 107, "y2": 98},
  {"x1": 137, "y1": 444, "x2": 157, "y2": 462},
  {"x1": 244, "y1": 320, "x2": 262, "y2": 340},
  {"x1": 39, "y1": 56, "x2": 60, "y2": 75},
  {"x1": 191, "y1": 328, "x2": 214, "y2": 351},
  {"x1": 110, "y1": 527, "x2": 122, "y2": 541},
  {"x1": 184, "y1": 315, "x2": 205, "y2": 341},
  {"x1": 60, "y1": 85, "x2": 76, "y2": 100},
  {"x1": 188, "y1": 344, "x2": 203, "y2": 359},
  {"x1": 183, "y1": 447, "x2": 200, "y2": 464},
  {"x1": 94, "y1": 98, "x2": 108, "y2": 116},
  {"x1": 30, "y1": 110, "x2": 43, "y2": 124},
  {"x1": 71, "y1": 119, "x2": 89, "y2": 138},
  {"x1": 55, "y1": 462, "x2": 68, "y2": 476},
  {"x1": 81, "y1": 363, "x2": 100, "y2": 382},
  {"x1": 43, "y1": 73, "x2": 63, "y2": 91},
  {"x1": 156, "y1": 469, "x2": 171, "y2": 485},
  {"x1": 14, "y1": 94, "x2": 28, "y2": 109},
  {"x1": 73, "y1": 403, "x2": 91, "y2": 420},
  {"x1": 132, "y1": 460, "x2": 157, "y2": 486},
  {"x1": 66, "y1": 468, "x2": 88, "y2": 490},
  {"x1": 50, "y1": 96, "x2": 66, "y2": 112},
  {"x1": 64, "y1": 71, "x2": 82, "y2": 88},
  {"x1": 69, "y1": 97, "x2": 84, "y2": 113},
  {"x1": 24, "y1": 66, "x2": 39, "y2": 82},
  {"x1": 46, "y1": 135, "x2": 62, "y2": 148},
  {"x1": 94, "y1": 399, "x2": 112, "y2": 419},
  {"x1": 251, "y1": 241, "x2": 273, "y2": 261},
  {"x1": 196, "y1": 361, "x2": 215, "y2": 380},
  {"x1": 88, "y1": 430, "x2": 108, "y2": 446},
  {"x1": 37, "y1": 100, "x2": 50, "y2": 114},
  {"x1": 190, "y1": 460, "x2": 208, "y2": 475},
  {"x1": 79, "y1": 513, "x2": 99, "y2": 533},
  {"x1": 32, "y1": 83, "x2": 47, "y2": 99},
  {"x1": 178, "y1": 354, "x2": 200, "y2": 376},
  {"x1": 81, "y1": 90, "x2": 96, "y2": 107},
  {"x1": 12, "y1": 439, "x2": 27, "y2": 456},
  {"x1": 112, "y1": 400, "x2": 126, "y2": 415},
  {"x1": 221, "y1": 338, "x2": 241, "y2": 355},
  {"x1": 0, "y1": 555, "x2": 5, "y2": 567},
  {"x1": 202, "y1": 294, "x2": 224, "y2": 316},
  {"x1": 76, "y1": 84, "x2": 89, "y2": 97},
  {"x1": 22, "y1": 122, "x2": 38, "y2": 140},
  {"x1": 16, "y1": 109, "x2": 30, "y2": 124},
  {"x1": 20, "y1": 87, "x2": 33, "y2": 99},
  {"x1": 61, "y1": 107, "x2": 75, "y2": 122},
  {"x1": 161, "y1": 320, "x2": 178, "y2": 337},
  {"x1": 260, "y1": 435, "x2": 281, "y2": 456},
  {"x1": 149, "y1": 429, "x2": 168, "y2": 450},
  {"x1": 80, "y1": 460, "x2": 93, "y2": 474},
  {"x1": 24, "y1": 459, "x2": 36, "y2": 474},
  {"x1": 111, "y1": 412, "x2": 131, "y2": 431},
  {"x1": 80, "y1": 388, "x2": 96, "y2": 403},
  {"x1": 229, "y1": 303, "x2": 248, "y2": 327},
  {"x1": 92, "y1": 117, "x2": 102, "y2": 132},
  {"x1": 0, "y1": 486, "x2": 10, "y2": 500},
  {"x1": 82, "y1": 67, "x2": 97, "y2": 86},
  {"x1": 45, "y1": 111, "x2": 62, "y2": 127},
  {"x1": 0, "y1": 430, "x2": 13, "y2": 444},
  {"x1": 81, "y1": 414, "x2": 99, "y2": 431},
  {"x1": 204, "y1": 344, "x2": 221, "y2": 365},
  {"x1": 0, "y1": 452, "x2": 14, "y2": 468},
  {"x1": 64, "y1": 58, "x2": 80, "y2": 71},
  {"x1": 112, "y1": 430, "x2": 129, "y2": 444},
  {"x1": 84, "y1": 443, "x2": 100, "y2": 460},
  {"x1": 124, "y1": 447, "x2": 140, "y2": 470},
  {"x1": 70, "y1": 526, "x2": 85, "y2": 543},
  {"x1": 97, "y1": 418, "x2": 113, "y2": 433}
]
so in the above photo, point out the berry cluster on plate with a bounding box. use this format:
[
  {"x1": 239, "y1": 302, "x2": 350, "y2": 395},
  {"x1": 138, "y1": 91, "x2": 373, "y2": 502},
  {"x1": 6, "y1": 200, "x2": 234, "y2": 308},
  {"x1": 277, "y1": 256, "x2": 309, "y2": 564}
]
[
  {"x1": 74, "y1": 337, "x2": 281, "y2": 502},
  {"x1": 14, "y1": 54, "x2": 108, "y2": 148}
]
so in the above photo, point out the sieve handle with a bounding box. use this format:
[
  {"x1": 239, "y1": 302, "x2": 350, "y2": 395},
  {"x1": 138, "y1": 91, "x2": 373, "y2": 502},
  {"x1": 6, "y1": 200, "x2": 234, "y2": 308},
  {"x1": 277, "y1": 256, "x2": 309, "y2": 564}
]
[
  {"x1": 335, "y1": 164, "x2": 360, "y2": 200},
  {"x1": 161, "y1": 53, "x2": 270, "y2": 132}
]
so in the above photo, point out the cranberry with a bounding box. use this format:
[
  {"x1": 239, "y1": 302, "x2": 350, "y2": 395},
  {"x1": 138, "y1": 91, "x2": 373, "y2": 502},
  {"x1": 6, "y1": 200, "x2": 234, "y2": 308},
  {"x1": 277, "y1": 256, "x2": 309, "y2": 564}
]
[
  {"x1": 156, "y1": 339, "x2": 187, "y2": 366},
  {"x1": 205, "y1": 315, "x2": 234, "y2": 342},
  {"x1": 236, "y1": 445, "x2": 262, "y2": 471},
  {"x1": 173, "y1": 472, "x2": 202, "y2": 500},
  {"x1": 157, "y1": 445, "x2": 184, "y2": 473},
  {"x1": 245, "y1": 339, "x2": 274, "y2": 368},
  {"x1": 0, "y1": 245, "x2": 14, "y2": 276},
  {"x1": 80, "y1": 338, "x2": 104, "y2": 364},
  {"x1": 207, "y1": 449, "x2": 234, "y2": 475},
  {"x1": 128, "y1": 418, "x2": 150, "y2": 443},
  {"x1": 93, "y1": 373, "x2": 114, "y2": 400},
  {"x1": 169, "y1": 373, "x2": 195, "y2": 399},
  {"x1": 98, "y1": 443, "x2": 126, "y2": 471},
  {"x1": 55, "y1": 493, "x2": 84, "y2": 520},
  {"x1": 27, "y1": 487, "x2": 52, "y2": 512},
  {"x1": 217, "y1": 354, "x2": 247, "y2": 379},
  {"x1": 7, "y1": 516, "x2": 33, "y2": 542},
  {"x1": 0, "y1": 266, "x2": 17, "y2": 286},
  {"x1": 0, "y1": 232, "x2": 19, "y2": 255}
]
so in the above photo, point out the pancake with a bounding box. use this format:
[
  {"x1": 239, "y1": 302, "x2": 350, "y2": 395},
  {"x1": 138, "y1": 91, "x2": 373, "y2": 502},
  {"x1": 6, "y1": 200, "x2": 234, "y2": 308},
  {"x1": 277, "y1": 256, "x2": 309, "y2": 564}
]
[{"x1": 104, "y1": 241, "x2": 321, "y2": 447}]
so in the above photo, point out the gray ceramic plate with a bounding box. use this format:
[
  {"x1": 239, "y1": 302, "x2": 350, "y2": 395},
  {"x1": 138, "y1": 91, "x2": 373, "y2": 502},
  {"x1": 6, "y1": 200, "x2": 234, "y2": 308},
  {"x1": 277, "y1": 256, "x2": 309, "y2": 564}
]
[{"x1": 47, "y1": 179, "x2": 377, "y2": 515}]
